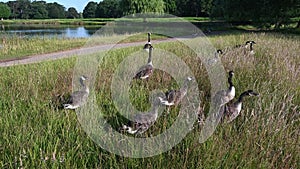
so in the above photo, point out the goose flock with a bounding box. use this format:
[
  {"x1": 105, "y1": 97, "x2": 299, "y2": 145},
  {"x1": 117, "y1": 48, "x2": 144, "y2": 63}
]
[{"x1": 63, "y1": 33, "x2": 259, "y2": 135}]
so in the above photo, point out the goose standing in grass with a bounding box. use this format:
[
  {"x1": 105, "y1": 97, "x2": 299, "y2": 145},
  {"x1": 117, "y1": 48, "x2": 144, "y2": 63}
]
[
  {"x1": 213, "y1": 71, "x2": 235, "y2": 106},
  {"x1": 143, "y1": 32, "x2": 152, "y2": 52},
  {"x1": 133, "y1": 45, "x2": 154, "y2": 80},
  {"x1": 207, "y1": 49, "x2": 223, "y2": 65},
  {"x1": 64, "y1": 75, "x2": 89, "y2": 109},
  {"x1": 245, "y1": 41, "x2": 256, "y2": 54},
  {"x1": 159, "y1": 77, "x2": 194, "y2": 112},
  {"x1": 223, "y1": 90, "x2": 259, "y2": 122},
  {"x1": 121, "y1": 97, "x2": 161, "y2": 135},
  {"x1": 235, "y1": 41, "x2": 256, "y2": 54}
]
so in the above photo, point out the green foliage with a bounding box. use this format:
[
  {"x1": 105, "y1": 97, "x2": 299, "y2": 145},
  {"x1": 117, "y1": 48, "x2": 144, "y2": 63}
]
[
  {"x1": 175, "y1": 0, "x2": 203, "y2": 17},
  {"x1": 46, "y1": 2, "x2": 66, "y2": 19},
  {"x1": 30, "y1": 1, "x2": 48, "y2": 19},
  {"x1": 0, "y1": 36, "x2": 86, "y2": 60},
  {"x1": 163, "y1": 0, "x2": 176, "y2": 14},
  {"x1": 5, "y1": 0, "x2": 70, "y2": 19},
  {"x1": 211, "y1": 0, "x2": 300, "y2": 28},
  {"x1": 83, "y1": 2, "x2": 97, "y2": 18},
  {"x1": 121, "y1": 0, "x2": 165, "y2": 14},
  {"x1": 66, "y1": 7, "x2": 79, "y2": 19},
  {"x1": 16, "y1": 0, "x2": 31, "y2": 19},
  {"x1": 96, "y1": 0, "x2": 122, "y2": 18},
  {"x1": 0, "y1": 3, "x2": 11, "y2": 19}
]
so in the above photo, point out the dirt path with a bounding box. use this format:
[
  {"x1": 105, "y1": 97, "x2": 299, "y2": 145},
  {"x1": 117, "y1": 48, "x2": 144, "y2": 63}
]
[{"x1": 0, "y1": 38, "x2": 181, "y2": 67}]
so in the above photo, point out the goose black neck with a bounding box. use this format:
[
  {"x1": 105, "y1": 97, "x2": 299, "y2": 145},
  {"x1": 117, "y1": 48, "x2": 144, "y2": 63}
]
[
  {"x1": 148, "y1": 33, "x2": 151, "y2": 43},
  {"x1": 228, "y1": 75, "x2": 233, "y2": 88},
  {"x1": 238, "y1": 91, "x2": 249, "y2": 102},
  {"x1": 148, "y1": 48, "x2": 152, "y2": 64},
  {"x1": 80, "y1": 78, "x2": 85, "y2": 87},
  {"x1": 180, "y1": 78, "x2": 191, "y2": 93}
]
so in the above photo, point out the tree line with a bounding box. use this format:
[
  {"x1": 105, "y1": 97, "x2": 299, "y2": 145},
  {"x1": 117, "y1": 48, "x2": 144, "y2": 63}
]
[{"x1": 0, "y1": 0, "x2": 299, "y2": 28}]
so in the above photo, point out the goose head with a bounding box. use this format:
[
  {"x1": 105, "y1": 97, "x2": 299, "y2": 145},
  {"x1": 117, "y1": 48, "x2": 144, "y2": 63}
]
[
  {"x1": 80, "y1": 75, "x2": 88, "y2": 81},
  {"x1": 246, "y1": 90, "x2": 259, "y2": 97},
  {"x1": 246, "y1": 41, "x2": 256, "y2": 45},
  {"x1": 217, "y1": 49, "x2": 223, "y2": 54},
  {"x1": 187, "y1": 76, "x2": 193, "y2": 81},
  {"x1": 228, "y1": 71, "x2": 234, "y2": 78}
]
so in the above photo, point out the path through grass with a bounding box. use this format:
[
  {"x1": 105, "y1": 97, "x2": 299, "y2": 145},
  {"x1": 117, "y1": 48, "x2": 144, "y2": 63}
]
[{"x1": 0, "y1": 33, "x2": 299, "y2": 168}]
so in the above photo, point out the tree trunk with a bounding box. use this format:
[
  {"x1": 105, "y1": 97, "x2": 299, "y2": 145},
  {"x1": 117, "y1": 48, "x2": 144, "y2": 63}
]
[
  {"x1": 296, "y1": 20, "x2": 300, "y2": 28},
  {"x1": 274, "y1": 21, "x2": 282, "y2": 29}
]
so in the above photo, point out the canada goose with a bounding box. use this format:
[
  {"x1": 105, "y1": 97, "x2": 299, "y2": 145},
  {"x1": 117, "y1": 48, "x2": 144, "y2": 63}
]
[
  {"x1": 133, "y1": 45, "x2": 154, "y2": 80},
  {"x1": 63, "y1": 75, "x2": 89, "y2": 109},
  {"x1": 213, "y1": 71, "x2": 235, "y2": 106},
  {"x1": 245, "y1": 41, "x2": 256, "y2": 54},
  {"x1": 143, "y1": 32, "x2": 152, "y2": 52},
  {"x1": 217, "y1": 49, "x2": 223, "y2": 54},
  {"x1": 235, "y1": 41, "x2": 256, "y2": 54},
  {"x1": 121, "y1": 97, "x2": 161, "y2": 135},
  {"x1": 159, "y1": 77, "x2": 193, "y2": 112},
  {"x1": 207, "y1": 49, "x2": 223, "y2": 65},
  {"x1": 223, "y1": 90, "x2": 259, "y2": 122}
]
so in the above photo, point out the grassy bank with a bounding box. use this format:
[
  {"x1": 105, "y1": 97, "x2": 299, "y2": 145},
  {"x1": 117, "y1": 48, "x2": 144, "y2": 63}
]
[
  {"x1": 0, "y1": 33, "x2": 299, "y2": 168},
  {"x1": 0, "y1": 36, "x2": 87, "y2": 60},
  {"x1": 0, "y1": 17, "x2": 212, "y2": 25},
  {"x1": 0, "y1": 18, "x2": 113, "y2": 25}
]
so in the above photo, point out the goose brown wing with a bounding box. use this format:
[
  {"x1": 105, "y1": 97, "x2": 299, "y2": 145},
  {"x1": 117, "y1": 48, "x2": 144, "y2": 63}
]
[
  {"x1": 133, "y1": 111, "x2": 157, "y2": 124},
  {"x1": 69, "y1": 91, "x2": 88, "y2": 105},
  {"x1": 134, "y1": 64, "x2": 153, "y2": 79}
]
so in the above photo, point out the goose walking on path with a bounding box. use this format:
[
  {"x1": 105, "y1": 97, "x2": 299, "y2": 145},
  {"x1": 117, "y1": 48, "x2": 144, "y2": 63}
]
[
  {"x1": 213, "y1": 71, "x2": 235, "y2": 106},
  {"x1": 223, "y1": 90, "x2": 259, "y2": 122},
  {"x1": 133, "y1": 45, "x2": 154, "y2": 80},
  {"x1": 143, "y1": 32, "x2": 152, "y2": 52},
  {"x1": 121, "y1": 97, "x2": 162, "y2": 135},
  {"x1": 159, "y1": 77, "x2": 194, "y2": 112},
  {"x1": 64, "y1": 75, "x2": 89, "y2": 109}
]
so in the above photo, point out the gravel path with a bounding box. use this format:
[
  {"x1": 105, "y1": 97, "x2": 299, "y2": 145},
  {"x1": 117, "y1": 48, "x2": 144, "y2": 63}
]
[{"x1": 0, "y1": 38, "x2": 180, "y2": 67}]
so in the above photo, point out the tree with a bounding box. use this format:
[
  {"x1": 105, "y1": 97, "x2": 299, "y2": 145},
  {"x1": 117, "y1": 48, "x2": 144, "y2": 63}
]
[
  {"x1": 163, "y1": 0, "x2": 176, "y2": 14},
  {"x1": 201, "y1": 0, "x2": 213, "y2": 16},
  {"x1": 0, "y1": 3, "x2": 11, "y2": 19},
  {"x1": 16, "y1": 0, "x2": 31, "y2": 19},
  {"x1": 96, "y1": 0, "x2": 122, "y2": 18},
  {"x1": 30, "y1": 1, "x2": 48, "y2": 19},
  {"x1": 175, "y1": 0, "x2": 202, "y2": 17},
  {"x1": 210, "y1": 0, "x2": 300, "y2": 28},
  {"x1": 67, "y1": 7, "x2": 79, "y2": 18},
  {"x1": 6, "y1": 1, "x2": 19, "y2": 19},
  {"x1": 83, "y1": 2, "x2": 97, "y2": 18},
  {"x1": 46, "y1": 2, "x2": 65, "y2": 18},
  {"x1": 0, "y1": 3, "x2": 10, "y2": 19},
  {"x1": 120, "y1": 0, "x2": 165, "y2": 15}
]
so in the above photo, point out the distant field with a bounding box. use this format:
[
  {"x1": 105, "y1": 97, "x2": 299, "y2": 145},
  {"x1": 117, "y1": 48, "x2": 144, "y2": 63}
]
[{"x1": 0, "y1": 32, "x2": 299, "y2": 168}]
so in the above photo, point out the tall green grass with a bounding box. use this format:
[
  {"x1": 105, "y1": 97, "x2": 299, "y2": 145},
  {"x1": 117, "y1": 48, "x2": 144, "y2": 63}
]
[
  {"x1": 0, "y1": 36, "x2": 87, "y2": 60},
  {"x1": 0, "y1": 33, "x2": 299, "y2": 168}
]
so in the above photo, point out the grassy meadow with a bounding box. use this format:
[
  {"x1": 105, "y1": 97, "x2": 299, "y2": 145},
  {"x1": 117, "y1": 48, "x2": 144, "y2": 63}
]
[{"x1": 0, "y1": 32, "x2": 299, "y2": 168}]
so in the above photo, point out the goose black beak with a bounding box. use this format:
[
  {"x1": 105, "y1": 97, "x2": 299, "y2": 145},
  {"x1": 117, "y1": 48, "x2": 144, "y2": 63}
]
[{"x1": 251, "y1": 92, "x2": 259, "y2": 96}]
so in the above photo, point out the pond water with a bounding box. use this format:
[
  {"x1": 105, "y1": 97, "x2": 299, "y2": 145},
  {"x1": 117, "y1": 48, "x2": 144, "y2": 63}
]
[{"x1": 0, "y1": 24, "x2": 101, "y2": 38}]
